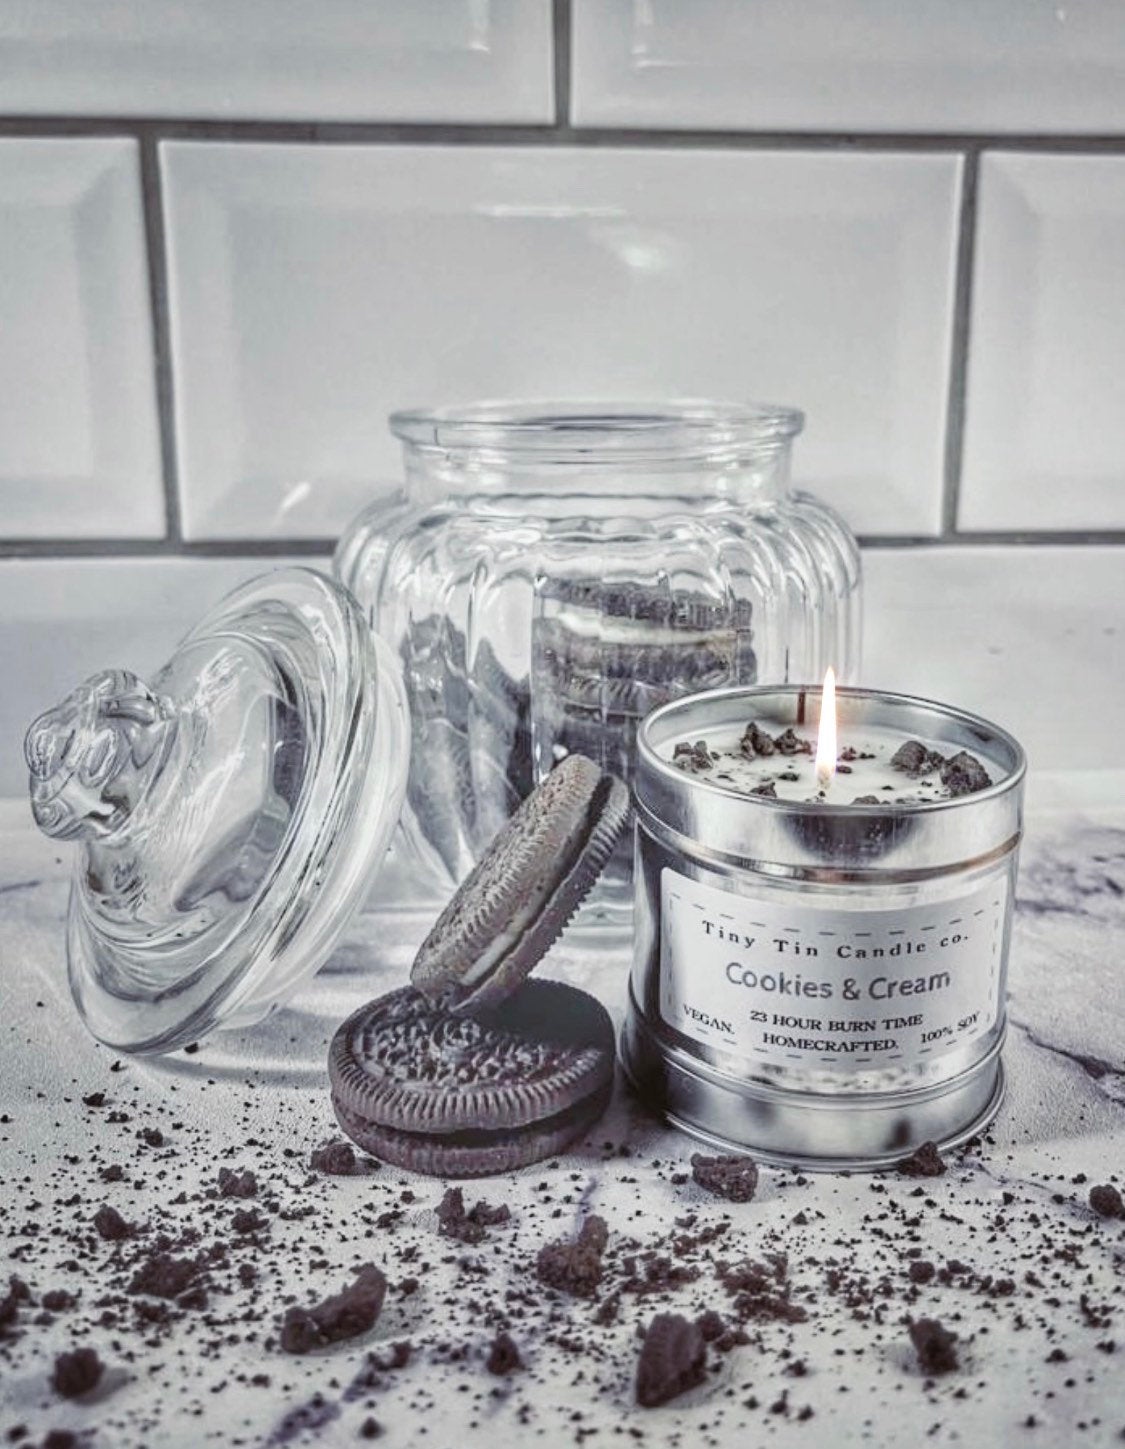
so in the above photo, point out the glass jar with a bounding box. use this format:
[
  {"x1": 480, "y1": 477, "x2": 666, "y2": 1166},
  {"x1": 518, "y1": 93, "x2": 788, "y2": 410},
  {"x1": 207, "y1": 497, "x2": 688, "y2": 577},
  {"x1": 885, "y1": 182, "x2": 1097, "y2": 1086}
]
[{"x1": 336, "y1": 401, "x2": 862, "y2": 897}]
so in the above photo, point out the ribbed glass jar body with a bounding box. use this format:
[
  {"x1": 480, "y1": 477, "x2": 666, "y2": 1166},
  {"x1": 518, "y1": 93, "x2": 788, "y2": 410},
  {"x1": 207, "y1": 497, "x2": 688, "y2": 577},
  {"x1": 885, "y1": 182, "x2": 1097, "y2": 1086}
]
[{"x1": 335, "y1": 402, "x2": 862, "y2": 895}]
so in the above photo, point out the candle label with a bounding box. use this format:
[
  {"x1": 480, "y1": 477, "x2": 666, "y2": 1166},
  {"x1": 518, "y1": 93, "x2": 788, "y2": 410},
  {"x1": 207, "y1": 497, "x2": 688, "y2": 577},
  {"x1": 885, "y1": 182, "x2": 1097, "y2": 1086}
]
[{"x1": 659, "y1": 868, "x2": 1007, "y2": 1071}]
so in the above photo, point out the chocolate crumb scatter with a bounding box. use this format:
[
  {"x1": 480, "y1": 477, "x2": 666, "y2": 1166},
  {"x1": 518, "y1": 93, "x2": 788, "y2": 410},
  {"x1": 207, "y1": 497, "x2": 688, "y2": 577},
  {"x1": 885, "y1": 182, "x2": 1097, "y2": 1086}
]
[
  {"x1": 434, "y1": 1186, "x2": 511, "y2": 1245},
  {"x1": 672, "y1": 740, "x2": 716, "y2": 774},
  {"x1": 268, "y1": 1392, "x2": 339, "y2": 1444},
  {"x1": 309, "y1": 1140, "x2": 358, "y2": 1176},
  {"x1": 717, "y1": 1254, "x2": 807, "y2": 1325},
  {"x1": 896, "y1": 1140, "x2": 947, "y2": 1178},
  {"x1": 92, "y1": 1203, "x2": 132, "y2": 1241},
  {"x1": 230, "y1": 1206, "x2": 267, "y2": 1235},
  {"x1": 536, "y1": 1215, "x2": 608, "y2": 1298},
  {"x1": 635, "y1": 1312, "x2": 707, "y2": 1408},
  {"x1": 5, "y1": 812, "x2": 1125, "y2": 1449},
  {"x1": 2, "y1": 1117, "x2": 1124, "y2": 1440},
  {"x1": 341, "y1": 1342, "x2": 412, "y2": 1405},
  {"x1": 691, "y1": 1152, "x2": 759, "y2": 1203},
  {"x1": 278, "y1": 1263, "x2": 387, "y2": 1354},
  {"x1": 909, "y1": 1317, "x2": 959, "y2": 1375},
  {"x1": 485, "y1": 1331, "x2": 523, "y2": 1375},
  {"x1": 740, "y1": 721, "x2": 777, "y2": 758},
  {"x1": 217, "y1": 1166, "x2": 257, "y2": 1198},
  {"x1": 593, "y1": 1291, "x2": 620, "y2": 1326},
  {"x1": 941, "y1": 749, "x2": 993, "y2": 798},
  {"x1": 773, "y1": 727, "x2": 812, "y2": 756},
  {"x1": 51, "y1": 1347, "x2": 103, "y2": 1398},
  {"x1": 127, "y1": 1251, "x2": 204, "y2": 1302},
  {"x1": 0, "y1": 1274, "x2": 29, "y2": 1332},
  {"x1": 1089, "y1": 1183, "x2": 1125, "y2": 1218},
  {"x1": 891, "y1": 739, "x2": 946, "y2": 776}
]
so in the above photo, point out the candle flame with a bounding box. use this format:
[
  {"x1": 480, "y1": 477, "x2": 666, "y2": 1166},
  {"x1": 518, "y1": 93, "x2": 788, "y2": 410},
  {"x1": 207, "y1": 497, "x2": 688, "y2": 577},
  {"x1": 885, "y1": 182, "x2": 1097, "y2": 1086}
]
[{"x1": 815, "y1": 667, "x2": 837, "y2": 789}]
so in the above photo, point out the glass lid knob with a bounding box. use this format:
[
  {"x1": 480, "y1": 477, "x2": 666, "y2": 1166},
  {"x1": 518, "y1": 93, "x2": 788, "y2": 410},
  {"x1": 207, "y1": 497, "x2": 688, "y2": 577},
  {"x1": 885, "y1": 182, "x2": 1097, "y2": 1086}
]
[{"x1": 27, "y1": 669, "x2": 175, "y2": 843}]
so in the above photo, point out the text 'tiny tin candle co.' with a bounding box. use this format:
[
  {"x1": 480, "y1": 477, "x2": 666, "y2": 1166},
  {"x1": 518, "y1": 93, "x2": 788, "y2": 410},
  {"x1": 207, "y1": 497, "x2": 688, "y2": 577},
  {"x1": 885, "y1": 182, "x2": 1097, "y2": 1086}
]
[{"x1": 622, "y1": 673, "x2": 1027, "y2": 1169}]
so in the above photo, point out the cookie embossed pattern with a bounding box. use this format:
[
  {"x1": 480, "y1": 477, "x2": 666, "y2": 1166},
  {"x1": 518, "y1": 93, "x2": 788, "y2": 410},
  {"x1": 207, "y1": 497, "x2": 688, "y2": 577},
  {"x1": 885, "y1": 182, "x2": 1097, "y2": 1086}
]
[{"x1": 625, "y1": 678, "x2": 1027, "y2": 1169}]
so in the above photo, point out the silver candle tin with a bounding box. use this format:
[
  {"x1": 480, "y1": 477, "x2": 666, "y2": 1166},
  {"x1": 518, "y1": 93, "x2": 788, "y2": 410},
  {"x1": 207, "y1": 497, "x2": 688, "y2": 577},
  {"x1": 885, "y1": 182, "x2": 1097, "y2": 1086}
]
[{"x1": 622, "y1": 684, "x2": 1026, "y2": 1170}]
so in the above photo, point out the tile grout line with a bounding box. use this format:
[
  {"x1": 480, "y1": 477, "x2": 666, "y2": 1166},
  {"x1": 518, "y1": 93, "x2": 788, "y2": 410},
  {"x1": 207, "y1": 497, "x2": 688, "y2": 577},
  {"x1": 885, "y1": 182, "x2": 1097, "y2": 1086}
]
[
  {"x1": 859, "y1": 530, "x2": 1125, "y2": 547},
  {"x1": 552, "y1": 0, "x2": 572, "y2": 129},
  {"x1": 4, "y1": 115, "x2": 1125, "y2": 152},
  {"x1": 0, "y1": 533, "x2": 1123, "y2": 563},
  {"x1": 940, "y1": 146, "x2": 980, "y2": 537},
  {"x1": 137, "y1": 134, "x2": 183, "y2": 543},
  {"x1": 0, "y1": 539, "x2": 336, "y2": 560}
]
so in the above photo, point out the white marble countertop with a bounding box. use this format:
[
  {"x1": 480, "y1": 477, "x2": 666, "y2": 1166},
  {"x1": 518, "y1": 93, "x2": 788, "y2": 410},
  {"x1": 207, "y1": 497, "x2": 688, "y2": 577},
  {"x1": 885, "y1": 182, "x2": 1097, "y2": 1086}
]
[{"x1": 2, "y1": 787, "x2": 1124, "y2": 1449}]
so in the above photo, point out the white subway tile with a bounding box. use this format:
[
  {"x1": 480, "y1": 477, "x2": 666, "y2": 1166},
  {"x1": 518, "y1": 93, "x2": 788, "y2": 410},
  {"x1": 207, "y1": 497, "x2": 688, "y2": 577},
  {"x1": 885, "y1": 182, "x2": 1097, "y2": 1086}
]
[
  {"x1": 863, "y1": 546, "x2": 1124, "y2": 771},
  {"x1": 0, "y1": 140, "x2": 163, "y2": 539},
  {"x1": 572, "y1": 0, "x2": 1125, "y2": 134},
  {"x1": 0, "y1": 1, "x2": 553, "y2": 123},
  {"x1": 163, "y1": 142, "x2": 959, "y2": 540},
  {"x1": 960, "y1": 154, "x2": 1125, "y2": 532},
  {"x1": 0, "y1": 556, "x2": 327, "y2": 798}
]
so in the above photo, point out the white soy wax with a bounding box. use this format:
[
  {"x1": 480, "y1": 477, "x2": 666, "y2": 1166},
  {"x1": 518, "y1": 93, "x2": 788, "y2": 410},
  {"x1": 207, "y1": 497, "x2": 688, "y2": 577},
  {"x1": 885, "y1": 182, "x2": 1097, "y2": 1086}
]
[
  {"x1": 662, "y1": 721, "x2": 1004, "y2": 805},
  {"x1": 662, "y1": 668, "x2": 1007, "y2": 806}
]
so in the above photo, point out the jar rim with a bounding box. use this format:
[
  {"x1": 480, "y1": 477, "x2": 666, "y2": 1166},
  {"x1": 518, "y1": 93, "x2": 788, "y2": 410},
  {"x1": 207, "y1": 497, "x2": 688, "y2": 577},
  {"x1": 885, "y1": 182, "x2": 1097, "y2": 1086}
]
[{"x1": 389, "y1": 399, "x2": 804, "y2": 458}]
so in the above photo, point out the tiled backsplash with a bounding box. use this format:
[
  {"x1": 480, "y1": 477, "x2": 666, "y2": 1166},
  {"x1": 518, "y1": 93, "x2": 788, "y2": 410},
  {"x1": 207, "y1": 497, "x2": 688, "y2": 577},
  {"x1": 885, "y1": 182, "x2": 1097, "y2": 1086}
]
[
  {"x1": 571, "y1": 1, "x2": 1125, "y2": 134},
  {"x1": 0, "y1": 138, "x2": 163, "y2": 538},
  {"x1": 163, "y1": 142, "x2": 960, "y2": 538},
  {"x1": 1, "y1": 1, "x2": 1122, "y2": 791},
  {"x1": 960, "y1": 152, "x2": 1125, "y2": 531},
  {"x1": 0, "y1": 2, "x2": 554, "y2": 122}
]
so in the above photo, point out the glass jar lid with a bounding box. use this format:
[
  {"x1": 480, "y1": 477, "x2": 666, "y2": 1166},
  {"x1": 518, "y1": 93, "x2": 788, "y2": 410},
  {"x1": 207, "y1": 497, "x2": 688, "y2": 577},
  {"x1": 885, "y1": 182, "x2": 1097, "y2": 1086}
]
[{"x1": 24, "y1": 568, "x2": 408, "y2": 1054}]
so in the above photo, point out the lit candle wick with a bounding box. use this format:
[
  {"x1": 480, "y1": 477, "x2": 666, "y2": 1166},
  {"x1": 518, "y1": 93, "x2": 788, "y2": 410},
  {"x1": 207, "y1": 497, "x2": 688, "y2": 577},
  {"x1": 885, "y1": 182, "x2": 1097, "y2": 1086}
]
[{"x1": 815, "y1": 667, "x2": 837, "y2": 789}]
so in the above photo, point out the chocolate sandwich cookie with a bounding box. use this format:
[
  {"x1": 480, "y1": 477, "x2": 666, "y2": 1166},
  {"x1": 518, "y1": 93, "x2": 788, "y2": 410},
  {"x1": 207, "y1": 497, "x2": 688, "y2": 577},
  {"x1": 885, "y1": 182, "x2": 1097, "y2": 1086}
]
[
  {"x1": 529, "y1": 594, "x2": 756, "y2": 795},
  {"x1": 533, "y1": 619, "x2": 749, "y2": 704},
  {"x1": 329, "y1": 980, "x2": 615, "y2": 1176},
  {"x1": 410, "y1": 752, "x2": 630, "y2": 1012},
  {"x1": 328, "y1": 754, "x2": 627, "y2": 1175},
  {"x1": 538, "y1": 577, "x2": 754, "y2": 630}
]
